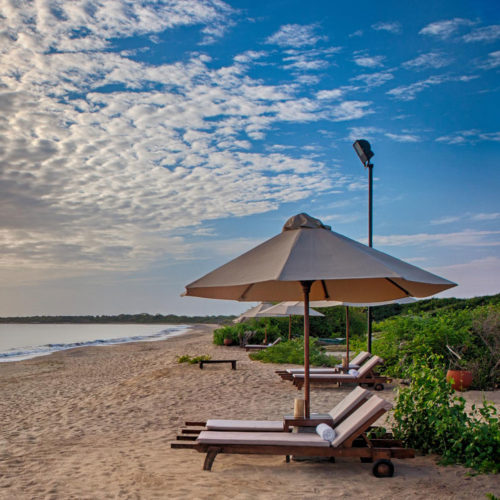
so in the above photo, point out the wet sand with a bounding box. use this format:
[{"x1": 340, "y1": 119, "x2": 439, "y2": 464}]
[{"x1": 0, "y1": 324, "x2": 498, "y2": 499}]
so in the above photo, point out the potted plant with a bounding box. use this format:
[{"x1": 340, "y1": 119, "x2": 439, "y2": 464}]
[{"x1": 445, "y1": 345, "x2": 473, "y2": 391}]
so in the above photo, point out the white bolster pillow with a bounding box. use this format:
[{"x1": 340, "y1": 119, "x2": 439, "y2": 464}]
[
  {"x1": 316, "y1": 423, "x2": 336, "y2": 442},
  {"x1": 349, "y1": 369, "x2": 359, "y2": 376}
]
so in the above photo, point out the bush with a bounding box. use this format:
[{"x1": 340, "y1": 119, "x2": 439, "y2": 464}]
[
  {"x1": 359, "y1": 304, "x2": 500, "y2": 389},
  {"x1": 249, "y1": 338, "x2": 340, "y2": 366},
  {"x1": 213, "y1": 320, "x2": 281, "y2": 346},
  {"x1": 393, "y1": 355, "x2": 500, "y2": 474},
  {"x1": 177, "y1": 354, "x2": 211, "y2": 364}
]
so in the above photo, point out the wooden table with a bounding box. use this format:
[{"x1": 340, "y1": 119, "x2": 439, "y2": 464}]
[
  {"x1": 199, "y1": 359, "x2": 237, "y2": 370},
  {"x1": 283, "y1": 413, "x2": 333, "y2": 432}
]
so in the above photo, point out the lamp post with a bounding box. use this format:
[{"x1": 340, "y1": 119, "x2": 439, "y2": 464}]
[{"x1": 353, "y1": 139, "x2": 374, "y2": 353}]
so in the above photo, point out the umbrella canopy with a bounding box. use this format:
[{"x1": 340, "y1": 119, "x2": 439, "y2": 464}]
[
  {"x1": 259, "y1": 301, "x2": 324, "y2": 341},
  {"x1": 259, "y1": 301, "x2": 324, "y2": 317},
  {"x1": 184, "y1": 213, "x2": 457, "y2": 416},
  {"x1": 233, "y1": 302, "x2": 275, "y2": 323}
]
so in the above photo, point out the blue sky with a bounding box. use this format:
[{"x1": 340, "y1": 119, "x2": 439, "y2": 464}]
[{"x1": 0, "y1": 0, "x2": 499, "y2": 316}]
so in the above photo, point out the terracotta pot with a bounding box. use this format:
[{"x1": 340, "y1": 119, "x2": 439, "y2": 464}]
[
  {"x1": 223, "y1": 338, "x2": 233, "y2": 346},
  {"x1": 446, "y1": 369, "x2": 473, "y2": 391}
]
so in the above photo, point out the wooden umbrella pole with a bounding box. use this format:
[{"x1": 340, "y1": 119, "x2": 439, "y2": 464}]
[
  {"x1": 345, "y1": 306, "x2": 350, "y2": 373},
  {"x1": 301, "y1": 281, "x2": 313, "y2": 418}
]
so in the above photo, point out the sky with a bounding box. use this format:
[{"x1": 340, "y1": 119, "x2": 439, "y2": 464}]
[{"x1": 0, "y1": 0, "x2": 499, "y2": 317}]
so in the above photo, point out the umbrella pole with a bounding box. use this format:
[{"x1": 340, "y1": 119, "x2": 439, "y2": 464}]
[
  {"x1": 288, "y1": 315, "x2": 291, "y2": 341},
  {"x1": 301, "y1": 281, "x2": 313, "y2": 418},
  {"x1": 345, "y1": 306, "x2": 350, "y2": 373}
]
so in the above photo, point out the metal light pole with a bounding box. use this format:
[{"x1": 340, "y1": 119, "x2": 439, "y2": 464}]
[{"x1": 353, "y1": 140, "x2": 375, "y2": 353}]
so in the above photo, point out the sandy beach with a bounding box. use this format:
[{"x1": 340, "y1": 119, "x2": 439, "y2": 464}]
[{"x1": 0, "y1": 324, "x2": 499, "y2": 499}]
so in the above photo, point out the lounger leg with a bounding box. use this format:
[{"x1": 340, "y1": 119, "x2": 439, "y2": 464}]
[
  {"x1": 286, "y1": 455, "x2": 290, "y2": 463},
  {"x1": 203, "y1": 448, "x2": 220, "y2": 471}
]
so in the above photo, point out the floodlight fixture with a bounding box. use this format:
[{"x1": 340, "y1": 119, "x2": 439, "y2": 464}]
[{"x1": 353, "y1": 139, "x2": 374, "y2": 167}]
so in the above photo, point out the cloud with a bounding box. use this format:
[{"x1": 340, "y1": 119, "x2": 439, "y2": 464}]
[
  {"x1": 349, "y1": 30, "x2": 363, "y2": 38},
  {"x1": 375, "y1": 230, "x2": 500, "y2": 247},
  {"x1": 402, "y1": 52, "x2": 453, "y2": 70},
  {"x1": 463, "y1": 25, "x2": 500, "y2": 43},
  {"x1": 384, "y1": 132, "x2": 421, "y2": 142},
  {"x1": 428, "y1": 257, "x2": 500, "y2": 298},
  {"x1": 0, "y1": 1, "x2": 362, "y2": 280},
  {"x1": 431, "y1": 212, "x2": 500, "y2": 225},
  {"x1": 282, "y1": 47, "x2": 341, "y2": 72},
  {"x1": 316, "y1": 89, "x2": 344, "y2": 100},
  {"x1": 351, "y1": 71, "x2": 394, "y2": 88},
  {"x1": 419, "y1": 18, "x2": 475, "y2": 39},
  {"x1": 387, "y1": 75, "x2": 477, "y2": 101},
  {"x1": 371, "y1": 22, "x2": 402, "y2": 34},
  {"x1": 265, "y1": 24, "x2": 327, "y2": 48},
  {"x1": 329, "y1": 101, "x2": 374, "y2": 121},
  {"x1": 436, "y1": 130, "x2": 500, "y2": 144},
  {"x1": 430, "y1": 216, "x2": 462, "y2": 225},
  {"x1": 347, "y1": 127, "x2": 383, "y2": 142},
  {"x1": 353, "y1": 55, "x2": 385, "y2": 68},
  {"x1": 477, "y1": 50, "x2": 500, "y2": 70}
]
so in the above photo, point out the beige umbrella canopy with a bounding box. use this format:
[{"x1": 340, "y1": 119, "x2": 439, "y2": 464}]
[
  {"x1": 259, "y1": 301, "x2": 324, "y2": 340},
  {"x1": 233, "y1": 302, "x2": 275, "y2": 323},
  {"x1": 184, "y1": 213, "x2": 456, "y2": 417}
]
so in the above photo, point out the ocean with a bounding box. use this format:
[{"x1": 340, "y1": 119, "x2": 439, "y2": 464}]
[{"x1": 0, "y1": 323, "x2": 190, "y2": 362}]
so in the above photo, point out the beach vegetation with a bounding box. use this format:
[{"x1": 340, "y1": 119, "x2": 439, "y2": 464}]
[
  {"x1": 177, "y1": 354, "x2": 211, "y2": 364},
  {"x1": 350, "y1": 304, "x2": 499, "y2": 390},
  {"x1": 393, "y1": 354, "x2": 500, "y2": 474},
  {"x1": 213, "y1": 320, "x2": 281, "y2": 346},
  {"x1": 248, "y1": 338, "x2": 341, "y2": 367}
]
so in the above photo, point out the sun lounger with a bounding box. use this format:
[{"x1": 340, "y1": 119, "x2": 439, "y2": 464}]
[
  {"x1": 292, "y1": 355, "x2": 391, "y2": 391},
  {"x1": 179, "y1": 387, "x2": 372, "y2": 438},
  {"x1": 335, "y1": 351, "x2": 371, "y2": 370},
  {"x1": 171, "y1": 395, "x2": 414, "y2": 476},
  {"x1": 275, "y1": 351, "x2": 373, "y2": 381},
  {"x1": 245, "y1": 337, "x2": 281, "y2": 351}
]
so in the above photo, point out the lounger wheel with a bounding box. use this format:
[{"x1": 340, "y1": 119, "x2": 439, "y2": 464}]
[
  {"x1": 374, "y1": 383, "x2": 384, "y2": 391},
  {"x1": 372, "y1": 459, "x2": 394, "y2": 478}
]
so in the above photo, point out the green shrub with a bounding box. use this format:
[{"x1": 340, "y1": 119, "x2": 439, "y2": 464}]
[
  {"x1": 358, "y1": 304, "x2": 500, "y2": 389},
  {"x1": 213, "y1": 320, "x2": 282, "y2": 346},
  {"x1": 393, "y1": 355, "x2": 500, "y2": 474},
  {"x1": 249, "y1": 338, "x2": 340, "y2": 366},
  {"x1": 177, "y1": 354, "x2": 211, "y2": 364}
]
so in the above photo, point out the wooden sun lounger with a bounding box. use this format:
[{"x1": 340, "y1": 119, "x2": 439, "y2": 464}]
[
  {"x1": 275, "y1": 352, "x2": 373, "y2": 382},
  {"x1": 245, "y1": 337, "x2": 281, "y2": 351},
  {"x1": 292, "y1": 355, "x2": 392, "y2": 391},
  {"x1": 178, "y1": 387, "x2": 372, "y2": 439},
  {"x1": 171, "y1": 395, "x2": 414, "y2": 476}
]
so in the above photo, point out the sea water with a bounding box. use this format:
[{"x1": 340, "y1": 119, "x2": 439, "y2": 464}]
[{"x1": 0, "y1": 323, "x2": 190, "y2": 362}]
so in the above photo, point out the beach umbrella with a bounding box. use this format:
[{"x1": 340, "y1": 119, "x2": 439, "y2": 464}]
[
  {"x1": 233, "y1": 301, "x2": 280, "y2": 343},
  {"x1": 233, "y1": 302, "x2": 275, "y2": 323},
  {"x1": 259, "y1": 301, "x2": 324, "y2": 340},
  {"x1": 183, "y1": 213, "x2": 456, "y2": 417}
]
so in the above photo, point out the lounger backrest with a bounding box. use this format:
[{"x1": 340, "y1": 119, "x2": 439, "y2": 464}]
[
  {"x1": 328, "y1": 386, "x2": 371, "y2": 424},
  {"x1": 350, "y1": 351, "x2": 371, "y2": 366},
  {"x1": 331, "y1": 395, "x2": 392, "y2": 448},
  {"x1": 271, "y1": 338, "x2": 281, "y2": 346},
  {"x1": 357, "y1": 355, "x2": 383, "y2": 377}
]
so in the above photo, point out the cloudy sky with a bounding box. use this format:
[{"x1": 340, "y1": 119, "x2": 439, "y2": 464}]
[{"x1": 1, "y1": 0, "x2": 499, "y2": 316}]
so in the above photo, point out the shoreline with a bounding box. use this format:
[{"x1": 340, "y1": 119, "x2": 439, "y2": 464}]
[
  {"x1": 0, "y1": 324, "x2": 498, "y2": 499},
  {"x1": 0, "y1": 322, "x2": 203, "y2": 364}
]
